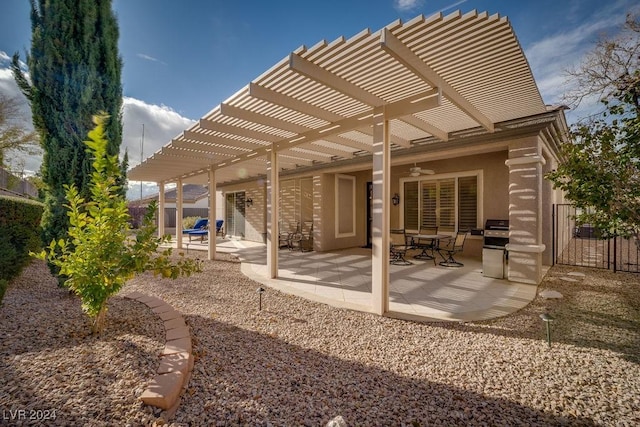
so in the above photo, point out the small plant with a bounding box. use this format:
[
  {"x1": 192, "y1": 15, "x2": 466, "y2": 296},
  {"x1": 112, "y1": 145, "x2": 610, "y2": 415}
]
[
  {"x1": 183, "y1": 216, "x2": 199, "y2": 229},
  {"x1": 36, "y1": 115, "x2": 200, "y2": 334}
]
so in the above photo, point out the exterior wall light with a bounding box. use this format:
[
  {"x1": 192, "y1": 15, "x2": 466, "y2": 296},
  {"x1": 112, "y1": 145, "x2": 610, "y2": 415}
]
[
  {"x1": 540, "y1": 313, "x2": 554, "y2": 347},
  {"x1": 246, "y1": 198, "x2": 253, "y2": 207},
  {"x1": 257, "y1": 287, "x2": 265, "y2": 310},
  {"x1": 392, "y1": 193, "x2": 400, "y2": 206}
]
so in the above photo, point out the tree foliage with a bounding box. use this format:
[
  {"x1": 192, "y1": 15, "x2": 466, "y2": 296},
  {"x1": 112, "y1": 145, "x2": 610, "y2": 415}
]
[
  {"x1": 37, "y1": 116, "x2": 201, "y2": 334},
  {"x1": 0, "y1": 93, "x2": 39, "y2": 170},
  {"x1": 11, "y1": 0, "x2": 125, "y2": 267},
  {"x1": 548, "y1": 14, "x2": 639, "y2": 239}
]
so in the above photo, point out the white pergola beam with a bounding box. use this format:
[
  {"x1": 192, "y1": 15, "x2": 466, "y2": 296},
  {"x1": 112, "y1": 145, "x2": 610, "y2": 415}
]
[
  {"x1": 273, "y1": 89, "x2": 438, "y2": 152},
  {"x1": 399, "y1": 115, "x2": 449, "y2": 141},
  {"x1": 183, "y1": 130, "x2": 260, "y2": 151},
  {"x1": 300, "y1": 141, "x2": 355, "y2": 158},
  {"x1": 173, "y1": 138, "x2": 249, "y2": 157},
  {"x1": 220, "y1": 103, "x2": 309, "y2": 134},
  {"x1": 198, "y1": 119, "x2": 281, "y2": 143},
  {"x1": 324, "y1": 135, "x2": 374, "y2": 153},
  {"x1": 380, "y1": 28, "x2": 494, "y2": 132},
  {"x1": 289, "y1": 53, "x2": 384, "y2": 107},
  {"x1": 249, "y1": 82, "x2": 341, "y2": 123}
]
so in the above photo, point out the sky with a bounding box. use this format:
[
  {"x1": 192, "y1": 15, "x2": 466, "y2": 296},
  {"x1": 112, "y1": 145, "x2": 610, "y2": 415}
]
[{"x1": 1, "y1": 0, "x2": 638, "y2": 198}]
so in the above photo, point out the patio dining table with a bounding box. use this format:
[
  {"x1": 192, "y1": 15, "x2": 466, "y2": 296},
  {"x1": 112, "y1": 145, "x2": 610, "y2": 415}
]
[{"x1": 408, "y1": 233, "x2": 452, "y2": 261}]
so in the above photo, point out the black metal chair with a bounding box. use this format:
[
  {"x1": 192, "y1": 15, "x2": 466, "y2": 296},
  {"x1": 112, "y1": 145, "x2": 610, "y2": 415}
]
[
  {"x1": 279, "y1": 221, "x2": 299, "y2": 249},
  {"x1": 413, "y1": 226, "x2": 438, "y2": 260},
  {"x1": 436, "y1": 231, "x2": 467, "y2": 267},
  {"x1": 390, "y1": 229, "x2": 413, "y2": 265},
  {"x1": 290, "y1": 221, "x2": 313, "y2": 252}
]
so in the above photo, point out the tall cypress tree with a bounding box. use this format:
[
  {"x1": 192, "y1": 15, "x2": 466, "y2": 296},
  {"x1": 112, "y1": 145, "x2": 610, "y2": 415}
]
[{"x1": 12, "y1": 0, "x2": 123, "y2": 266}]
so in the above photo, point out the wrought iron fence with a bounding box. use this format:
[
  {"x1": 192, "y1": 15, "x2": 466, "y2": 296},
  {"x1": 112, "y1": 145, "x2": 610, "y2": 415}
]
[{"x1": 553, "y1": 204, "x2": 639, "y2": 273}]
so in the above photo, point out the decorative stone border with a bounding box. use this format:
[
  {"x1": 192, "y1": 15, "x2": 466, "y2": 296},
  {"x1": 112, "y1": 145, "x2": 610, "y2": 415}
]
[{"x1": 123, "y1": 292, "x2": 193, "y2": 419}]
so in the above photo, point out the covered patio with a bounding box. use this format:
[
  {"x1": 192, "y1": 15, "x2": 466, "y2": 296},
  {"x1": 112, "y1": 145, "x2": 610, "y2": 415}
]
[
  {"x1": 129, "y1": 10, "x2": 567, "y2": 318},
  {"x1": 180, "y1": 238, "x2": 538, "y2": 322}
]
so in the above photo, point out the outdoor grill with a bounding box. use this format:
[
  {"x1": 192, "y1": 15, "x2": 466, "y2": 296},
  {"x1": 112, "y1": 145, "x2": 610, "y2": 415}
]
[
  {"x1": 483, "y1": 219, "x2": 509, "y2": 249},
  {"x1": 482, "y1": 219, "x2": 509, "y2": 278}
]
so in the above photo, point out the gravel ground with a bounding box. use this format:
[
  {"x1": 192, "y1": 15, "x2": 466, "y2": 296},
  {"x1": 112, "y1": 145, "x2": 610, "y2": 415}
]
[
  {"x1": 0, "y1": 260, "x2": 163, "y2": 426},
  {"x1": 1, "y1": 254, "x2": 639, "y2": 426}
]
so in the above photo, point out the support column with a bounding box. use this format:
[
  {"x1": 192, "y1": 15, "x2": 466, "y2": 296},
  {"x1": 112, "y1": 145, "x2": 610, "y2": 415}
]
[
  {"x1": 176, "y1": 179, "x2": 183, "y2": 250},
  {"x1": 266, "y1": 149, "x2": 279, "y2": 279},
  {"x1": 505, "y1": 136, "x2": 546, "y2": 284},
  {"x1": 158, "y1": 181, "x2": 165, "y2": 238},
  {"x1": 208, "y1": 168, "x2": 216, "y2": 261},
  {"x1": 371, "y1": 109, "x2": 390, "y2": 315}
]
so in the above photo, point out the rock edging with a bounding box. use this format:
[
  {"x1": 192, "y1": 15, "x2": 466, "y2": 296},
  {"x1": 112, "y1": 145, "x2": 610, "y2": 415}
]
[{"x1": 123, "y1": 292, "x2": 193, "y2": 419}]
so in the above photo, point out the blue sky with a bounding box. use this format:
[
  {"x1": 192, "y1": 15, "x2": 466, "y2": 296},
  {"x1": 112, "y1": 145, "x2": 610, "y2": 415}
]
[{"x1": 1, "y1": 0, "x2": 638, "y2": 196}]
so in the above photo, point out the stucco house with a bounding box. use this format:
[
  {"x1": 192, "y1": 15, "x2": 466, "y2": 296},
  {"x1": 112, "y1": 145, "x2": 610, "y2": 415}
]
[{"x1": 129, "y1": 10, "x2": 569, "y2": 315}]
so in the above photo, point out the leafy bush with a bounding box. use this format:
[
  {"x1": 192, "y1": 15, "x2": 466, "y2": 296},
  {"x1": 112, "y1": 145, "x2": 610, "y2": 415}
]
[
  {"x1": 37, "y1": 116, "x2": 200, "y2": 334},
  {"x1": 183, "y1": 216, "x2": 199, "y2": 229},
  {"x1": 0, "y1": 194, "x2": 44, "y2": 303}
]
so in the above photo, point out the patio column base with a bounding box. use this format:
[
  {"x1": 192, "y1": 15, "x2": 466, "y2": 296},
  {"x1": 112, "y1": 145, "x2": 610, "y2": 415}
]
[{"x1": 507, "y1": 246, "x2": 544, "y2": 285}]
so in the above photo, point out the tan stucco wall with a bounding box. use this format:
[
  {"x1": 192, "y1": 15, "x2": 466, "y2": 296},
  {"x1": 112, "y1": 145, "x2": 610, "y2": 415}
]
[
  {"x1": 389, "y1": 151, "x2": 509, "y2": 259},
  {"x1": 219, "y1": 181, "x2": 266, "y2": 243},
  {"x1": 216, "y1": 148, "x2": 552, "y2": 263},
  {"x1": 316, "y1": 170, "x2": 371, "y2": 251}
]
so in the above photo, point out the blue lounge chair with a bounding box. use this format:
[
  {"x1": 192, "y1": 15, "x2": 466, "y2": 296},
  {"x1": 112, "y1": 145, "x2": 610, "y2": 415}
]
[
  {"x1": 186, "y1": 219, "x2": 224, "y2": 242},
  {"x1": 182, "y1": 218, "x2": 208, "y2": 235},
  {"x1": 215, "y1": 219, "x2": 224, "y2": 236}
]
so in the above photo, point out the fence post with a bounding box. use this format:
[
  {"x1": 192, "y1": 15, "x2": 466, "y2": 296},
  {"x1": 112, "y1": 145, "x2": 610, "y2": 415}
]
[
  {"x1": 613, "y1": 233, "x2": 617, "y2": 273},
  {"x1": 552, "y1": 204, "x2": 556, "y2": 266}
]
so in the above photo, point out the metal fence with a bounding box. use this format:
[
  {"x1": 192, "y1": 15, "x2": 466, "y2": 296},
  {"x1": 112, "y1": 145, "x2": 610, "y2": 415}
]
[
  {"x1": 0, "y1": 167, "x2": 39, "y2": 198},
  {"x1": 553, "y1": 204, "x2": 639, "y2": 273}
]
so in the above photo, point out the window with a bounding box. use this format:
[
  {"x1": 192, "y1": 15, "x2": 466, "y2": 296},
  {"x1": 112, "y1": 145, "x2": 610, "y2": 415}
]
[
  {"x1": 402, "y1": 172, "x2": 480, "y2": 233},
  {"x1": 335, "y1": 174, "x2": 356, "y2": 237},
  {"x1": 458, "y1": 176, "x2": 478, "y2": 231}
]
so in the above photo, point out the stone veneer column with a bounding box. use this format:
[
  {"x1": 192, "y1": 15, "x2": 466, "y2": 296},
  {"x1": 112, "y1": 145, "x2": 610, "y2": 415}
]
[{"x1": 505, "y1": 136, "x2": 546, "y2": 285}]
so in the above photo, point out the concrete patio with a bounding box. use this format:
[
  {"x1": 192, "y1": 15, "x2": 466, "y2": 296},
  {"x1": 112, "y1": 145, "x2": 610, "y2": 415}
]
[{"x1": 174, "y1": 237, "x2": 540, "y2": 322}]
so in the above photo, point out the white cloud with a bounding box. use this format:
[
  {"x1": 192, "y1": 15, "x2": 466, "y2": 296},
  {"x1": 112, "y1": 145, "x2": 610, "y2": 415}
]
[
  {"x1": 525, "y1": 1, "x2": 639, "y2": 122},
  {"x1": 136, "y1": 53, "x2": 167, "y2": 65},
  {"x1": 121, "y1": 97, "x2": 195, "y2": 167},
  {"x1": 0, "y1": 54, "x2": 195, "y2": 198},
  {"x1": 393, "y1": 0, "x2": 424, "y2": 12}
]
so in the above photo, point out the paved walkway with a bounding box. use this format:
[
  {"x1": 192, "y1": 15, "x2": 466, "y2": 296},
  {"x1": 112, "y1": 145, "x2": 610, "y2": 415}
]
[{"x1": 174, "y1": 238, "x2": 540, "y2": 322}]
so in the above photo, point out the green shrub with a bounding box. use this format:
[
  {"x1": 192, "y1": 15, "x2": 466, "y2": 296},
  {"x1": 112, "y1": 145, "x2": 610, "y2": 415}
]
[
  {"x1": 0, "y1": 195, "x2": 44, "y2": 294},
  {"x1": 182, "y1": 216, "x2": 199, "y2": 229},
  {"x1": 37, "y1": 116, "x2": 200, "y2": 334}
]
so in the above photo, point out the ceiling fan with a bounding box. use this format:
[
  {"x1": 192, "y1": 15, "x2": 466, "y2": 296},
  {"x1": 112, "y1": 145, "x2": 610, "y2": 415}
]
[{"x1": 408, "y1": 163, "x2": 435, "y2": 177}]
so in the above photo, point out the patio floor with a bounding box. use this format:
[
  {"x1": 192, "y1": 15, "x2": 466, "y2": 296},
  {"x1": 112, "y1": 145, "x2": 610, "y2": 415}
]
[{"x1": 175, "y1": 238, "x2": 540, "y2": 322}]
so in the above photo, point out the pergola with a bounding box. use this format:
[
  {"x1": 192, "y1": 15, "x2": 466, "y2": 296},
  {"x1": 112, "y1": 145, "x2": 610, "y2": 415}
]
[{"x1": 128, "y1": 10, "x2": 552, "y2": 314}]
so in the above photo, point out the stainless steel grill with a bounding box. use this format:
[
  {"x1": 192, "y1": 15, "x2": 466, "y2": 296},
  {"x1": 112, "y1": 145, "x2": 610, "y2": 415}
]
[
  {"x1": 484, "y1": 219, "x2": 509, "y2": 249},
  {"x1": 483, "y1": 219, "x2": 509, "y2": 278}
]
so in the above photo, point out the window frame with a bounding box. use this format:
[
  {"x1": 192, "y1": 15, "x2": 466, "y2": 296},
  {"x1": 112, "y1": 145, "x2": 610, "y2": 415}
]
[{"x1": 399, "y1": 170, "x2": 483, "y2": 234}]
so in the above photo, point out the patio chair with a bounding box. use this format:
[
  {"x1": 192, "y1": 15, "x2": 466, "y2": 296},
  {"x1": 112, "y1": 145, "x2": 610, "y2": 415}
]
[
  {"x1": 436, "y1": 231, "x2": 467, "y2": 267},
  {"x1": 182, "y1": 218, "x2": 208, "y2": 235},
  {"x1": 215, "y1": 219, "x2": 224, "y2": 236},
  {"x1": 290, "y1": 221, "x2": 314, "y2": 252},
  {"x1": 413, "y1": 226, "x2": 438, "y2": 260},
  {"x1": 390, "y1": 229, "x2": 412, "y2": 265},
  {"x1": 279, "y1": 221, "x2": 300, "y2": 249}
]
